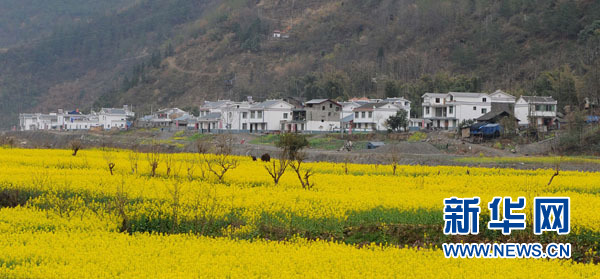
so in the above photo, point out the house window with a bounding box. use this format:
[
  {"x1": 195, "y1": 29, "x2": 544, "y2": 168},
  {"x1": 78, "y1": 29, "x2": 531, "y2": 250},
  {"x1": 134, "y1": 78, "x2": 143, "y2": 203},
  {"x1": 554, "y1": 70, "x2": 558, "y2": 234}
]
[
  {"x1": 361, "y1": 112, "x2": 366, "y2": 118},
  {"x1": 257, "y1": 111, "x2": 263, "y2": 118},
  {"x1": 449, "y1": 106, "x2": 453, "y2": 114},
  {"x1": 328, "y1": 112, "x2": 331, "y2": 116},
  {"x1": 405, "y1": 102, "x2": 409, "y2": 106},
  {"x1": 322, "y1": 106, "x2": 325, "y2": 110},
  {"x1": 329, "y1": 103, "x2": 333, "y2": 108},
  {"x1": 473, "y1": 106, "x2": 476, "y2": 111},
  {"x1": 335, "y1": 107, "x2": 340, "y2": 111},
  {"x1": 242, "y1": 123, "x2": 247, "y2": 130},
  {"x1": 481, "y1": 108, "x2": 487, "y2": 114},
  {"x1": 482, "y1": 98, "x2": 487, "y2": 102},
  {"x1": 251, "y1": 111, "x2": 255, "y2": 118},
  {"x1": 355, "y1": 112, "x2": 359, "y2": 118},
  {"x1": 435, "y1": 98, "x2": 440, "y2": 103},
  {"x1": 546, "y1": 105, "x2": 554, "y2": 111},
  {"x1": 368, "y1": 111, "x2": 373, "y2": 118},
  {"x1": 425, "y1": 107, "x2": 430, "y2": 114},
  {"x1": 449, "y1": 95, "x2": 453, "y2": 101},
  {"x1": 283, "y1": 113, "x2": 288, "y2": 119},
  {"x1": 242, "y1": 112, "x2": 248, "y2": 119}
]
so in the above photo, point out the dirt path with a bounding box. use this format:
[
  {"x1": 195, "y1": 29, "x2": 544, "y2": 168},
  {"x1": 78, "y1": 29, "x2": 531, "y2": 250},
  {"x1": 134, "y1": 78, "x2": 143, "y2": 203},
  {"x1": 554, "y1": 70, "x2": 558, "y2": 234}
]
[{"x1": 5, "y1": 130, "x2": 599, "y2": 172}]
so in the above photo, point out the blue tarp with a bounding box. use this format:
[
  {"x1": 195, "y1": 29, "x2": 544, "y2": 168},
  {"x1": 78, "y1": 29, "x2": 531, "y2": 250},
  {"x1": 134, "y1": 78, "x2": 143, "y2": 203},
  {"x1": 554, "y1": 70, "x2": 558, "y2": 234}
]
[
  {"x1": 471, "y1": 123, "x2": 502, "y2": 136},
  {"x1": 586, "y1": 116, "x2": 599, "y2": 123}
]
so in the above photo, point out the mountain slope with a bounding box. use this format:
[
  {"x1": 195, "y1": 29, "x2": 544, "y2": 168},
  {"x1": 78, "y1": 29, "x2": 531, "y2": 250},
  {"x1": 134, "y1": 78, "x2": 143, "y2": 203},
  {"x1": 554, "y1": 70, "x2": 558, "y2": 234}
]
[{"x1": 1, "y1": 0, "x2": 599, "y2": 128}]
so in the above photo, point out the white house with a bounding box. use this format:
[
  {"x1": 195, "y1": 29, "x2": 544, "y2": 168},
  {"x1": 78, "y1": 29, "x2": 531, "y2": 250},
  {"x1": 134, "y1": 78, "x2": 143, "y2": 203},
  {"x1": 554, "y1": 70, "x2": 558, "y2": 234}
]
[
  {"x1": 514, "y1": 96, "x2": 557, "y2": 128},
  {"x1": 422, "y1": 92, "x2": 492, "y2": 130},
  {"x1": 489, "y1": 90, "x2": 516, "y2": 113},
  {"x1": 353, "y1": 102, "x2": 406, "y2": 131},
  {"x1": 96, "y1": 105, "x2": 135, "y2": 130},
  {"x1": 221, "y1": 101, "x2": 251, "y2": 131},
  {"x1": 248, "y1": 99, "x2": 294, "y2": 132},
  {"x1": 19, "y1": 114, "x2": 42, "y2": 131},
  {"x1": 341, "y1": 102, "x2": 361, "y2": 120},
  {"x1": 138, "y1": 107, "x2": 187, "y2": 128},
  {"x1": 19, "y1": 106, "x2": 134, "y2": 131},
  {"x1": 384, "y1": 97, "x2": 412, "y2": 119}
]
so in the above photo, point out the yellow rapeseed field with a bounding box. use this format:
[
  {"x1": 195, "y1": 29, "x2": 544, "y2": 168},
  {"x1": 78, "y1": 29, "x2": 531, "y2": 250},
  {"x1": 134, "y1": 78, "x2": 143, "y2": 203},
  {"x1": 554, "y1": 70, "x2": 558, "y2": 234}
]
[{"x1": 0, "y1": 147, "x2": 598, "y2": 277}]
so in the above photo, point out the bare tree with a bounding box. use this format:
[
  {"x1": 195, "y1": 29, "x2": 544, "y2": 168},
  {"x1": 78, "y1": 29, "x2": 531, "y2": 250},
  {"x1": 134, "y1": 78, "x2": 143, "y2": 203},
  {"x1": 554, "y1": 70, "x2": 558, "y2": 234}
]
[
  {"x1": 389, "y1": 145, "x2": 399, "y2": 175},
  {"x1": 191, "y1": 182, "x2": 220, "y2": 235},
  {"x1": 147, "y1": 142, "x2": 161, "y2": 177},
  {"x1": 114, "y1": 176, "x2": 130, "y2": 232},
  {"x1": 264, "y1": 151, "x2": 289, "y2": 186},
  {"x1": 344, "y1": 156, "x2": 351, "y2": 175},
  {"x1": 167, "y1": 178, "x2": 182, "y2": 234},
  {"x1": 102, "y1": 148, "x2": 116, "y2": 176},
  {"x1": 184, "y1": 154, "x2": 197, "y2": 181},
  {"x1": 195, "y1": 137, "x2": 212, "y2": 179},
  {"x1": 70, "y1": 140, "x2": 82, "y2": 156},
  {"x1": 127, "y1": 148, "x2": 140, "y2": 174},
  {"x1": 205, "y1": 134, "x2": 239, "y2": 182},
  {"x1": 164, "y1": 152, "x2": 176, "y2": 177},
  {"x1": 289, "y1": 152, "x2": 315, "y2": 189},
  {"x1": 548, "y1": 156, "x2": 562, "y2": 186}
]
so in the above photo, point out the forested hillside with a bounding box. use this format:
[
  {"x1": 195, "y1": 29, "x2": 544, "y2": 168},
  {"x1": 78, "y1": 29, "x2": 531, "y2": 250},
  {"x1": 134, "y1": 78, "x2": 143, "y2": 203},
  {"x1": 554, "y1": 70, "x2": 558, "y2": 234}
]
[
  {"x1": 0, "y1": 0, "x2": 137, "y2": 48},
  {"x1": 1, "y1": 0, "x2": 599, "y2": 128}
]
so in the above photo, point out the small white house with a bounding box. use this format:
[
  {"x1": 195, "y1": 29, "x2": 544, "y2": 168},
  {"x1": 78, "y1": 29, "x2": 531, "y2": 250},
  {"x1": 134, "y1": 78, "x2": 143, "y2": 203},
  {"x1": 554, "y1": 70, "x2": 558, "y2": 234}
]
[
  {"x1": 489, "y1": 90, "x2": 516, "y2": 113},
  {"x1": 221, "y1": 102, "x2": 251, "y2": 131},
  {"x1": 353, "y1": 102, "x2": 406, "y2": 131},
  {"x1": 514, "y1": 96, "x2": 557, "y2": 128},
  {"x1": 422, "y1": 92, "x2": 492, "y2": 130},
  {"x1": 97, "y1": 105, "x2": 135, "y2": 130},
  {"x1": 248, "y1": 99, "x2": 294, "y2": 132}
]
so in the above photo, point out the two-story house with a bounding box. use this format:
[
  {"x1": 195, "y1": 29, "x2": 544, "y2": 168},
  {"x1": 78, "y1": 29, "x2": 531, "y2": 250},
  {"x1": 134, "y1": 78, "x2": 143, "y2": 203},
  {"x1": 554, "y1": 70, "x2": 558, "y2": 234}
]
[
  {"x1": 353, "y1": 102, "x2": 405, "y2": 131},
  {"x1": 422, "y1": 92, "x2": 492, "y2": 130},
  {"x1": 383, "y1": 97, "x2": 412, "y2": 118},
  {"x1": 248, "y1": 99, "x2": 294, "y2": 132},
  {"x1": 489, "y1": 90, "x2": 516, "y2": 113},
  {"x1": 97, "y1": 105, "x2": 135, "y2": 130},
  {"x1": 514, "y1": 96, "x2": 557, "y2": 128},
  {"x1": 302, "y1": 99, "x2": 342, "y2": 131}
]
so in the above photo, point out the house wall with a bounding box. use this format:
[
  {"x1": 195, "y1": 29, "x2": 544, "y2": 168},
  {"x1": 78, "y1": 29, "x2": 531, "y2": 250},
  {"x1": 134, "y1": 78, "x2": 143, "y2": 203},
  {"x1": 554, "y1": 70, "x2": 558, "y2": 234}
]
[
  {"x1": 515, "y1": 102, "x2": 530, "y2": 125},
  {"x1": 353, "y1": 104, "x2": 404, "y2": 131},
  {"x1": 454, "y1": 103, "x2": 491, "y2": 124},
  {"x1": 248, "y1": 101, "x2": 293, "y2": 131},
  {"x1": 306, "y1": 120, "x2": 339, "y2": 131},
  {"x1": 100, "y1": 114, "x2": 128, "y2": 129}
]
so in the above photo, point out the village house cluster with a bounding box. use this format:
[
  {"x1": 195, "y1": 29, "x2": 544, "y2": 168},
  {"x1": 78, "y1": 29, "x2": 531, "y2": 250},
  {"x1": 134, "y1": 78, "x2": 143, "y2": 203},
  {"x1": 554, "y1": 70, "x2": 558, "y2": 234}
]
[
  {"x1": 421, "y1": 90, "x2": 558, "y2": 131},
  {"x1": 19, "y1": 106, "x2": 135, "y2": 131},
  {"x1": 135, "y1": 97, "x2": 412, "y2": 133},
  {"x1": 18, "y1": 91, "x2": 559, "y2": 133}
]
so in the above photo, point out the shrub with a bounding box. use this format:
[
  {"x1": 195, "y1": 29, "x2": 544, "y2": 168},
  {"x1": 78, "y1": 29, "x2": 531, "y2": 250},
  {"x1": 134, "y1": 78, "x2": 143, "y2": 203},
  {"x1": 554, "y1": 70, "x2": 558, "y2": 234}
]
[{"x1": 407, "y1": 132, "x2": 427, "y2": 142}]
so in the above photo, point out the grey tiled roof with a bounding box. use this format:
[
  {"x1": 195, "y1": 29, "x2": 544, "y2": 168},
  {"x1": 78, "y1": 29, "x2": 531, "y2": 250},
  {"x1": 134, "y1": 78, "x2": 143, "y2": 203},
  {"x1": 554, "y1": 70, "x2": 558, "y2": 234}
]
[
  {"x1": 251, "y1": 100, "x2": 284, "y2": 109},
  {"x1": 521, "y1": 96, "x2": 557, "y2": 104}
]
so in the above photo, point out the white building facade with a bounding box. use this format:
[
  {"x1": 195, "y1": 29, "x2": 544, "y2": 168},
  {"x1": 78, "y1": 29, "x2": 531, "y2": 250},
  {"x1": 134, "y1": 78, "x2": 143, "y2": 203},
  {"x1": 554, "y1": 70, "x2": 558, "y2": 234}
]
[
  {"x1": 19, "y1": 106, "x2": 134, "y2": 131},
  {"x1": 514, "y1": 96, "x2": 557, "y2": 128},
  {"x1": 353, "y1": 102, "x2": 407, "y2": 131},
  {"x1": 422, "y1": 92, "x2": 493, "y2": 130}
]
